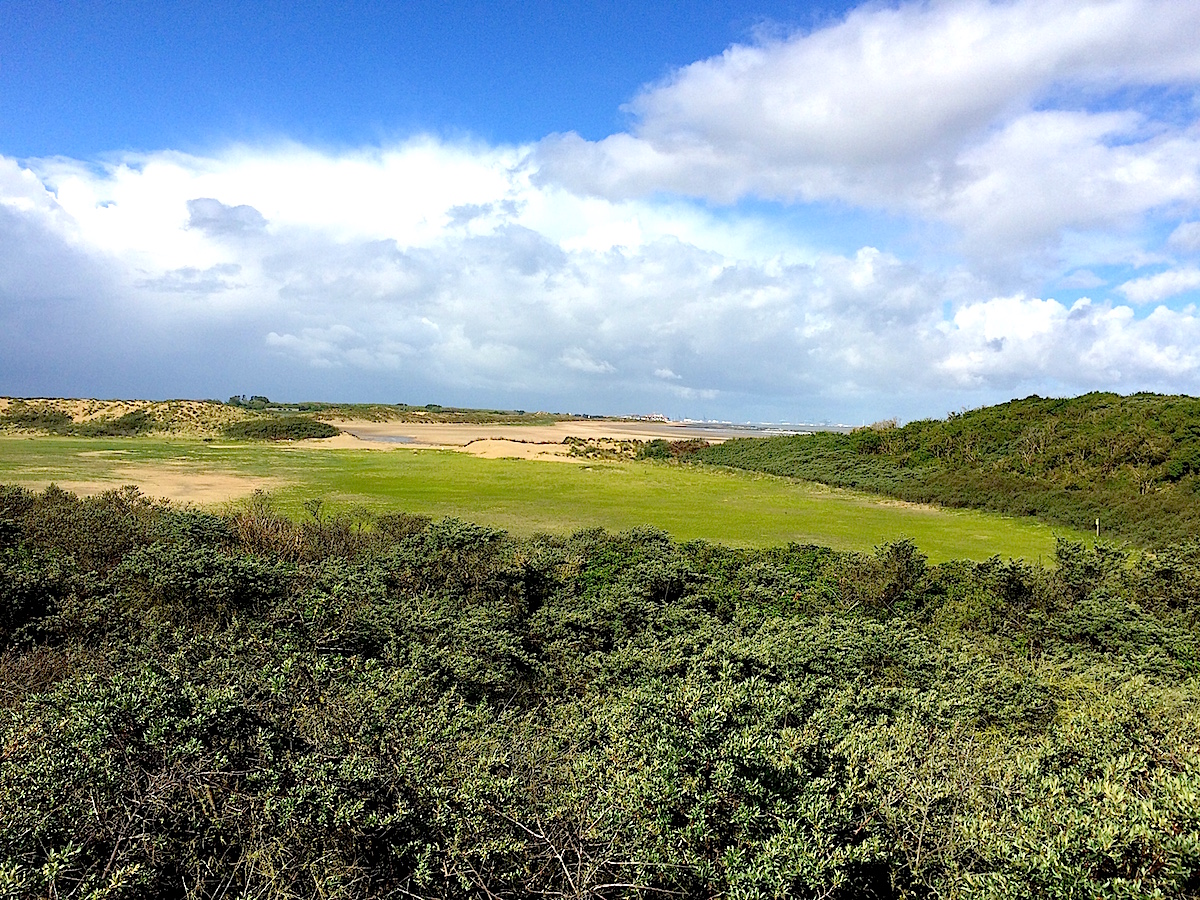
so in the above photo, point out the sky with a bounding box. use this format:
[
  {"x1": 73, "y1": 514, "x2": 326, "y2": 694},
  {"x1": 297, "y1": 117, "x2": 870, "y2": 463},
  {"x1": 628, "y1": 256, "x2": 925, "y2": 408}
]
[{"x1": 3, "y1": 0, "x2": 1200, "y2": 423}]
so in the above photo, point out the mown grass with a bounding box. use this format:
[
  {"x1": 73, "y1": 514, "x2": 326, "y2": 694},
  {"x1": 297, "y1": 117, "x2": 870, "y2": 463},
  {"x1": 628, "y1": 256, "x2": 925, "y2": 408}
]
[{"x1": 0, "y1": 435, "x2": 1088, "y2": 561}]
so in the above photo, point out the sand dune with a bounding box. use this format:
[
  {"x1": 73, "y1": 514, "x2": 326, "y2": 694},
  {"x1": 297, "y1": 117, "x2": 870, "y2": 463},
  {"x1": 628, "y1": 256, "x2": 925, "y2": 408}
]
[{"x1": 297, "y1": 419, "x2": 747, "y2": 461}]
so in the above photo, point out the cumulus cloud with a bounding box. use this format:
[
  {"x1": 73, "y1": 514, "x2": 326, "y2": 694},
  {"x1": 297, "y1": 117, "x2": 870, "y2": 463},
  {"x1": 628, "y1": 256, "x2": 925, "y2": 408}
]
[
  {"x1": 943, "y1": 110, "x2": 1200, "y2": 254},
  {"x1": 6, "y1": 0, "x2": 1200, "y2": 418},
  {"x1": 940, "y1": 297, "x2": 1200, "y2": 386},
  {"x1": 5, "y1": 136, "x2": 1200, "y2": 420},
  {"x1": 560, "y1": 348, "x2": 616, "y2": 375},
  {"x1": 535, "y1": 0, "x2": 1200, "y2": 263},
  {"x1": 1119, "y1": 267, "x2": 1200, "y2": 304}
]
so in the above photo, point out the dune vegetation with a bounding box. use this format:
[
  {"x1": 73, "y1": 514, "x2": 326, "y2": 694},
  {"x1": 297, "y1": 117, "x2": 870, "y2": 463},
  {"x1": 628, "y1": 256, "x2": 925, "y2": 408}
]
[
  {"x1": 0, "y1": 397, "x2": 578, "y2": 440},
  {"x1": 695, "y1": 392, "x2": 1200, "y2": 547},
  {"x1": 2, "y1": 392, "x2": 1198, "y2": 898},
  {"x1": 1, "y1": 483, "x2": 1198, "y2": 898}
]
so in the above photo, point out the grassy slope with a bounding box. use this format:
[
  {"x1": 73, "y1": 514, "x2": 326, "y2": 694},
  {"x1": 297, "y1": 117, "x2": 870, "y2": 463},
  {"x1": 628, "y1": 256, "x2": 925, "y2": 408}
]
[
  {"x1": 697, "y1": 391, "x2": 1200, "y2": 546},
  {"x1": 0, "y1": 436, "x2": 1082, "y2": 561}
]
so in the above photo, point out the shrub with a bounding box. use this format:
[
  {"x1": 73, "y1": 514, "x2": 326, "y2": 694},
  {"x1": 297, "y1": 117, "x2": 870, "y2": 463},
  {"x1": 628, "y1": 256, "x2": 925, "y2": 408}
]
[
  {"x1": 222, "y1": 417, "x2": 339, "y2": 441},
  {"x1": 0, "y1": 404, "x2": 73, "y2": 433},
  {"x1": 637, "y1": 438, "x2": 709, "y2": 460},
  {"x1": 74, "y1": 410, "x2": 158, "y2": 437},
  {"x1": 2, "y1": 483, "x2": 1199, "y2": 897}
]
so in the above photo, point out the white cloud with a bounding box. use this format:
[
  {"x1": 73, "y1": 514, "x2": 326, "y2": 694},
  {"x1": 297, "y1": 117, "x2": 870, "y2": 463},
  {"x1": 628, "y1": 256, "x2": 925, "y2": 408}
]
[
  {"x1": 630, "y1": 0, "x2": 1200, "y2": 161},
  {"x1": 7, "y1": 0, "x2": 1200, "y2": 419},
  {"x1": 535, "y1": 0, "x2": 1200, "y2": 262},
  {"x1": 940, "y1": 296, "x2": 1200, "y2": 386},
  {"x1": 1119, "y1": 267, "x2": 1200, "y2": 304},
  {"x1": 944, "y1": 110, "x2": 1200, "y2": 253},
  {"x1": 1169, "y1": 221, "x2": 1200, "y2": 253},
  {"x1": 560, "y1": 348, "x2": 616, "y2": 374},
  {"x1": 6, "y1": 137, "x2": 1200, "y2": 419}
]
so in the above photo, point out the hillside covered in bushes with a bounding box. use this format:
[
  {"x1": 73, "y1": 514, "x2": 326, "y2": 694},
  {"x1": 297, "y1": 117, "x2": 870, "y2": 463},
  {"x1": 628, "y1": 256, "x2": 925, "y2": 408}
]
[
  {"x1": 2, "y1": 484, "x2": 1198, "y2": 898},
  {"x1": 696, "y1": 392, "x2": 1200, "y2": 546}
]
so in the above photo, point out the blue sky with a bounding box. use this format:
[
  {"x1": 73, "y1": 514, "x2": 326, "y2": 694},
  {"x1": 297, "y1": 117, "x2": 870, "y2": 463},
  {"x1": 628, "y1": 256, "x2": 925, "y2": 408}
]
[
  {"x1": 2, "y1": 1, "x2": 858, "y2": 154},
  {"x1": 3, "y1": 0, "x2": 1200, "y2": 422}
]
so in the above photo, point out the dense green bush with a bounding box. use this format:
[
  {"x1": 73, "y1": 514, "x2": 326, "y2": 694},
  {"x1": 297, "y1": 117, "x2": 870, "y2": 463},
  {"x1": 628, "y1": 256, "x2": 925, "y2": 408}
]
[
  {"x1": 637, "y1": 438, "x2": 710, "y2": 460},
  {"x1": 1, "y1": 484, "x2": 1198, "y2": 898},
  {"x1": 73, "y1": 409, "x2": 158, "y2": 437},
  {"x1": 222, "y1": 417, "x2": 340, "y2": 441},
  {"x1": 0, "y1": 404, "x2": 74, "y2": 432},
  {"x1": 697, "y1": 392, "x2": 1200, "y2": 545}
]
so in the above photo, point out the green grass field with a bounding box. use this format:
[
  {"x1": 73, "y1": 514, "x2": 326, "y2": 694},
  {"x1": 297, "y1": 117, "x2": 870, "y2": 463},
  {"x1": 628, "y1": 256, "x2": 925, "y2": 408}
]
[{"x1": 0, "y1": 435, "x2": 1090, "y2": 561}]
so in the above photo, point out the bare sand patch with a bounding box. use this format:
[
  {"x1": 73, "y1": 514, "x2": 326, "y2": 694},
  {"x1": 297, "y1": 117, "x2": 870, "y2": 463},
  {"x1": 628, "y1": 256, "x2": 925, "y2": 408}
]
[
  {"x1": 461, "y1": 438, "x2": 577, "y2": 461},
  {"x1": 289, "y1": 432, "x2": 397, "y2": 451},
  {"x1": 67, "y1": 399, "x2": 140, "y2": 422},
  {"x1": 20, "y1": 465, "x2": 278, "y2": 505},
  {"x1": 299, "y1": 419, "x2": 762, "y2": 463},
  {"x1": 331, "y1": 419, "x2": 742, "y2": 447},
  {"x1": 289, "y1": 429, "x2": 603, "y2": 461},
  {"x1": 288, "y1": 428, "x2": 581, "y2": 460}
]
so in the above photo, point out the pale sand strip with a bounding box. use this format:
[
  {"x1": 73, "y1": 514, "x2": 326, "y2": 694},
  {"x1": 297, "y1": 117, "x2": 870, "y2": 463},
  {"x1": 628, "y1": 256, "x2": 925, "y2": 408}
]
[
  {"x1": 297, "y1": 419, "x2": 744, "y2": 462},
  {"x1": 19, "y1": 468, "x2": 278, "y2": 505},
  {"x1": 325, "y1": 419, "x2": 740, "y2": 446},
  {"x1": 459, "y1": 438, "x2": 575, "y2": 461}
]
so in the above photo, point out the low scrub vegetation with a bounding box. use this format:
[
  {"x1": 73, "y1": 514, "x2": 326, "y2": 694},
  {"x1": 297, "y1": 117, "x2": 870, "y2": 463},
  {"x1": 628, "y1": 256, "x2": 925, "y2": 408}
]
[
  {"x1": 0, "y1": 396, "x2": 580, "y2": 438},
  {"x1": 697, "y1": 392, "x2": 1200, "y2": 545},
  {"x1": 226, "y1": 395, "x2": 574, "y2": 425},
  {"x1": 2, "y1": 484, "x2": 1197, "y2": 898},
  {"x1": 638, "y1": 437, "x2": 711, "y2": 460},
  {"x1": 0, "y1": 404, "x2": 159, "y2": 437},
  {"x1": 221, "y1": 417, "x2": 340, "y2": 441},
  {"x1": 0, "y1": 398, "x2": 251, "y2": 437}
]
